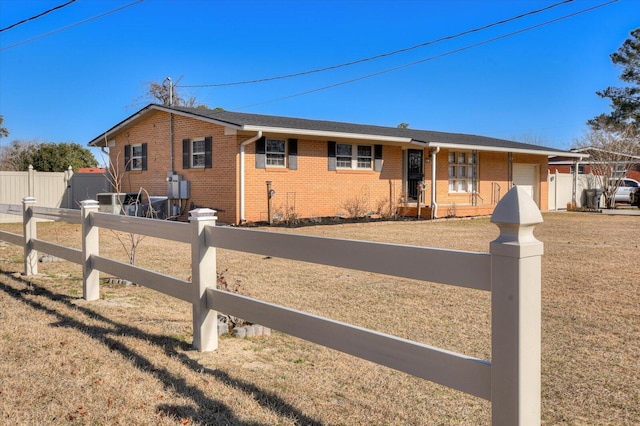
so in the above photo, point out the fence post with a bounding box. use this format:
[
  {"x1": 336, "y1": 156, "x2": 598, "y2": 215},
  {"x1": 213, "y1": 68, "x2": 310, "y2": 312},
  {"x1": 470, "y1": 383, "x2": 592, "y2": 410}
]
[
  {"x1": 81, "y1": 199, "x2": 100, "y2": 301},
  {"x1": 27, "y1": 165, "x2": 35, "y2": 197},
  {"x1": 22, "y1": 197, "x2": 37, "y2": 276},
  {"x1": 490, "y1": 186, "x2": 543, "y2": 425},
  {"x1": 65, "y1": 166, "x2": 74, "y2": 209},
  {"x1": 189, "y1": 208, "x2": 218, "y2": 352}
]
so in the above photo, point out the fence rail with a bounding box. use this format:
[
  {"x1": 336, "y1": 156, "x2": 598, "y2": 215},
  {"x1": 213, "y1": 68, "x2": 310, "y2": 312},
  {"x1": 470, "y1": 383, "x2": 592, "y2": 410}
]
[
  {"x1": 206, "y1": 226, "x2": 492, "y2": 291},
  {"x1": 0, "y1": 186, "x2": 543, "y2": 425}
]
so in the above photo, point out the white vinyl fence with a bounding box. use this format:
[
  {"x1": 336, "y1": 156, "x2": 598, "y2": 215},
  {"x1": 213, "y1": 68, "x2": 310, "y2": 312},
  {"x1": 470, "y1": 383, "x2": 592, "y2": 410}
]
[
  {"x1": 548, "y1": 170, "x2": 605, "y2": 210},
  {"x1": 0, "y1": 166, "x2": 110, "y2": 223},
  {"x1": 0, "y1": 166, "x2": 71, "y2": 223},
  {"x1": 0, "y1": 186, "x2": 543, "y2": 425}
]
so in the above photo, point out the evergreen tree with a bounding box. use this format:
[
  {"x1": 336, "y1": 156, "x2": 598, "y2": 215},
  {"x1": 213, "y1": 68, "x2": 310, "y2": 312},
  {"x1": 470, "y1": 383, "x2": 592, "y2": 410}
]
[{"x1": 588, "y1": 28, "x2": 640, "y2": 131}]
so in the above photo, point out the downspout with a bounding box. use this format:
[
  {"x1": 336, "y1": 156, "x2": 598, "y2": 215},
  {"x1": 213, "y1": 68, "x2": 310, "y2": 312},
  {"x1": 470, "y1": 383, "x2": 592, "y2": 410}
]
[
  {"x1": 239, "y1": 131, "x2": 262, "y2": 222},
  {"x1": 430, "y1": 147, "x2": 440, "y2": 218},
  {"x1": 169, "y1": 112, "x2": 174, "y2": 173},
  {"x1": 508, "y1": 152, "x2": 513, "y2": 189}
]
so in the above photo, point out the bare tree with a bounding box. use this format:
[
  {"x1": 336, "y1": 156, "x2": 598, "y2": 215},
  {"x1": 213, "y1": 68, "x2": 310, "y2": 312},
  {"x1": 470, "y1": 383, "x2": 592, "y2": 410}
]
[
  {"x1": 147, "y1": 76, "x2": 198, "y2": 107},
  {"x1": 0, "y1": 115, "x2": 8, "y2": 139},
  {"x1": 0, "y1": 139, "x2": 38, "y2": 170},
  {"x1": 102, "y1": 149, "x2": 157, "y2": 265},
  {"x1": 574, "y1": 121, "x2": 639, "y2": 208}
]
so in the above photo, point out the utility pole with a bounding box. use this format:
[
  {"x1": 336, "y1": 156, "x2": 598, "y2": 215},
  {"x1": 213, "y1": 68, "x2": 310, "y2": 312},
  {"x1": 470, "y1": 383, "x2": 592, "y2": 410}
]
[{"x1": 164, "y1": 76, "x2": 173, "y2": 106}]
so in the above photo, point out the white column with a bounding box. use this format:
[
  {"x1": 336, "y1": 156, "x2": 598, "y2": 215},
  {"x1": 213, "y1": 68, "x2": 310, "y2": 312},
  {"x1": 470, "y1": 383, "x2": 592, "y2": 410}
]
[
  {"x1": 430, "y1": 148, "x2": 439, "y2": 218},
  {"x1": 490, "y1": 186, "x2": 543, "y2": 426},
  {"x1": 22, "y1": 197, "x2": 37, "y2": 276},
  {"x1": 81, "y1": 199, "x2": 100, "y2": 301},
  {"x1": 189, "y1": 208, "x2": 218, "y2": 352}
]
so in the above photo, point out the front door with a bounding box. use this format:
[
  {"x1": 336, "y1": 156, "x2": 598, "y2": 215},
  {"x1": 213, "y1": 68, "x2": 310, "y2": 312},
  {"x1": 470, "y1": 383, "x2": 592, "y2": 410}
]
[{"x1": 407, "y1": 149, "x2": 424, "y2": 201}]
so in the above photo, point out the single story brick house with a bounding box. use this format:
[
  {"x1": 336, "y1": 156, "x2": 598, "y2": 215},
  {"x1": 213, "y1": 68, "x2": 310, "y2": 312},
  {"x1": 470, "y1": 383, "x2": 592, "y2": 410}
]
[
  {"x1": 549, "y1": 148, "x2": 640, "y2": 182},
  {"x1": 88, "y1": 104, "x2": 581, "y2": 224}
]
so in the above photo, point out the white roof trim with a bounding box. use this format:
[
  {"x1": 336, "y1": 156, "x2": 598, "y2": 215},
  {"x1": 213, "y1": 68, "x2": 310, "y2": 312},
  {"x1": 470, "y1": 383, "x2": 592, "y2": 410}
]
[
  {"x1": 88, "y1": 105, "x2": 245, "y2": 146},
  {"x1": 428, "y1": 142, "x2": 588, "y2": 158},
  {"x1": 242, "y1": 125, "x2": 414, "y2": 144}
]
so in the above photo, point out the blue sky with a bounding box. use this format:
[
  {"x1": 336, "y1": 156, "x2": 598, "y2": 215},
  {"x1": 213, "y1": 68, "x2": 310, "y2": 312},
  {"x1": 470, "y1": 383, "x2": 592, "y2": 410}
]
[{"x1": 0, "y1": 0, "x2": 638, "y2": 164}]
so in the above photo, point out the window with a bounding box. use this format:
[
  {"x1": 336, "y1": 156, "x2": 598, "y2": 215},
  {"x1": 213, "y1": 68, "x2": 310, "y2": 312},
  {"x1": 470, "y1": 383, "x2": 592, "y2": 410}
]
[
  {"x1": 266, "y1": 138, "x2": 286, "y2": 167},
  {"x1": 570, "y1": 164, "x2": 586, "y2": 174},
  {"x1": 357, "y1": 145, "x2": 372, "y2": 169},
  {"x1": 448, "y1": 151, "x2": 477, "y2": 193},
  {"x1": 124, "y1": 143, "x2": 147, "y2": 171},
  {"x1": 131, "y1": 144, "x2": 143, "y2": 170},
  {"x1": 336, "y1": 144, "x2": 352, "y2": 168},
  {"x1": 191, "y1": 139, "x2": 206, "y2": 168},
  {"x1": 182, "y1": 137, "x2": 212, "y2": 169},
  {"x1": 612, "y1": 163, "x2": 626, "y2": 180},
  {"x1": 336, "y1": 143, "x2": 373, "y2": 169}
]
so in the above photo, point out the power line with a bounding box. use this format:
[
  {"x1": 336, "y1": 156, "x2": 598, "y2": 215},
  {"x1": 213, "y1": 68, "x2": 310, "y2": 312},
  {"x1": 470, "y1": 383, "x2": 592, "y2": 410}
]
[
  {"x1": 0, "y1": 0, "x2": 77, "y2": 33},
  {"x1": 0, "y1": 0, "x2": 144, "y2": 51},
  {"x1": 236, "y1": 0, "x2": 619, "y2": 110},
  {"x1": 179, "y1": 0, "x2": 575, "y2": 88}
]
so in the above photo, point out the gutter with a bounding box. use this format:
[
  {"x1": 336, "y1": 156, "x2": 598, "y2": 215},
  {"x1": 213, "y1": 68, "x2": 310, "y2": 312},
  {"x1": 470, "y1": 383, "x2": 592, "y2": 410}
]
[
  {"x1": 426, "y1": 142, "x2": 588, "y2": 159},
  {"x1": 239, "y1": 131, "x2": 262, "y2": 222},
  {"x1": 243, "y1": 125, "x2": 413, "y2": 144}
]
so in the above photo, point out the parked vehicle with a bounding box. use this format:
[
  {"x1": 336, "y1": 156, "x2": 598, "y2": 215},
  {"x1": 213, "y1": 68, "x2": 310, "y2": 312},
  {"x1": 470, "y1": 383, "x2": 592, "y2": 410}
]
[
  {"x1": 630, "y1": 187, "x2": 640, "y2": 207},
  {"x1": 614, "y1": 178, "x2": 640, "y2": 203}
]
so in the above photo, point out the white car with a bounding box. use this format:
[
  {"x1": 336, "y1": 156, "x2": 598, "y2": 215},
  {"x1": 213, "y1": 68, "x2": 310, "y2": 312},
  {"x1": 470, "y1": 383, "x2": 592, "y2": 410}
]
[{"x1": 614, "y1": 178, "x2": 640, "y2": 203}]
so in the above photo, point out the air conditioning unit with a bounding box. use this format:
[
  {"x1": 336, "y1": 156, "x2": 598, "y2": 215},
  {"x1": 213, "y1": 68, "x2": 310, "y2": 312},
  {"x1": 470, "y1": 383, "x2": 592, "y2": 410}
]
[
  {"x1": 96, "y1": 193, "x2": 140, "y2": 215},
  {"x1": 146, "y1": 196, "x2": 169, "y2": 219}
]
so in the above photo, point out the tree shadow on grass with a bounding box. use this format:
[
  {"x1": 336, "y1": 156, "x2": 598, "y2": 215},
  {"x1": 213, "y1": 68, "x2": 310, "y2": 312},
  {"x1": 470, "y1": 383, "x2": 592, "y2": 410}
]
[{"x1": 0, "y1": 272, "x2": 324, "y2": 426}]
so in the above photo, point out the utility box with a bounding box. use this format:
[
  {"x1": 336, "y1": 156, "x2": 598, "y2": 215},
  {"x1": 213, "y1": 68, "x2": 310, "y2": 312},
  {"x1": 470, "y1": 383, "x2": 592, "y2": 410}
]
[
  {"x1": 179, "y1": 180, "x2": 190, "y2": 199},
  {"x1": 167, "y1": 173, "x2": 190, "y2": 199}
]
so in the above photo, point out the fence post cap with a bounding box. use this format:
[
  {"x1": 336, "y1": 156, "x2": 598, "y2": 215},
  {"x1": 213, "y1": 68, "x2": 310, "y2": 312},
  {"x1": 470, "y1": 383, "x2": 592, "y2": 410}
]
[
  {"x1": 80, "y1": 199, "x2": 99, "y2": 208},
  {"x1": 491, "y1": 186, "x2": 543, "y2": 226},
  {"x1": 189, "y1": 208, "x2": 217, "y2": 221},
  {"x1": 22, "y1": 197, "x2": 36, "y2": 204}
]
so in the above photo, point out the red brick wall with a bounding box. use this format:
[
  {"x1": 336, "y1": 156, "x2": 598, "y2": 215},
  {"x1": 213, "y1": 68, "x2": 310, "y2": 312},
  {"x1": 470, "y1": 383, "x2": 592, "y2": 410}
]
[
  {"x1": 109, "y1": 110, "x2": 240, "y2": 223},
  {"x1": 425, "y1": 149, "x2": 549, "y2": 213},
  {"x1": 243, "y1": 141, "x2": 403, "y2": 222}
]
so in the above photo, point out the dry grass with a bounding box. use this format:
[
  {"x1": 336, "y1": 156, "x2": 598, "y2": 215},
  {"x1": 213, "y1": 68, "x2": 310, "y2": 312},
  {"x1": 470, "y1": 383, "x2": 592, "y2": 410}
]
[{"x1": 0, "y1": 212, "x2": 638, "y2": 425}]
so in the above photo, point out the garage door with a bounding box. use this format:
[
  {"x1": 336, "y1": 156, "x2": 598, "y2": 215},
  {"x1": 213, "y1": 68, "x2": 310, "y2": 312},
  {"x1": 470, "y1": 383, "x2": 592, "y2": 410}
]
[{"x1": 513, "y1": 163, "x2": 538, "y2": 205}]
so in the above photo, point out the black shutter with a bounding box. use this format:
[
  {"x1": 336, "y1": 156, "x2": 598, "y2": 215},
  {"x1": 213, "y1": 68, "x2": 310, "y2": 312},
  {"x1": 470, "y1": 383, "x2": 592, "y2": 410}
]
[
  {"x1": 182, "y1": 139, "x2": 190, "y2": 169},
  {"x1": 328, "y1": 141, "x2": 336, "y2": 171},
  {"x1": 204, "y1": 136, "x2": 213, "y2": 169},
  {"x1": 288, "y1": 138, "x2": 298, "y2": 170},
  {"x1": 141, "y1": 143, "x2": 148, "y2": 171},
  {"x1": 124, "y1": 144, "x2": 131, "y2": 171},
  {"x1": 255, "y1": 136, "x2": 266, "y2": 169},
  {"x1": 374, "y1": 144, "x2": 383, "y2": 172}
]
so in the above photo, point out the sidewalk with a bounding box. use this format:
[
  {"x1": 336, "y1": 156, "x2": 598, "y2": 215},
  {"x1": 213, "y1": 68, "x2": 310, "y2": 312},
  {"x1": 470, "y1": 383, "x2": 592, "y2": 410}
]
[{"x1": 601, "y1": 206, "x2": 640, "y2": 216}]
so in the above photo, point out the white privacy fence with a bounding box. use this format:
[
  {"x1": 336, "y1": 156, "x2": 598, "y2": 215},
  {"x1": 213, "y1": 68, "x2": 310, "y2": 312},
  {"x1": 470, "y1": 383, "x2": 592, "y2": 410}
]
[
  {"x1": 548, "y1": 169, "x2": 606, "y2": 210},
  {"x1": 0, "y1": 167, "x2": 71, "y2": 223},
  {"x1": 0, "y1": 166, "x2": 110, "y2": 223},
  {"x1": 0, "y1": 186, "x2": 543, "y2": 425}
]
